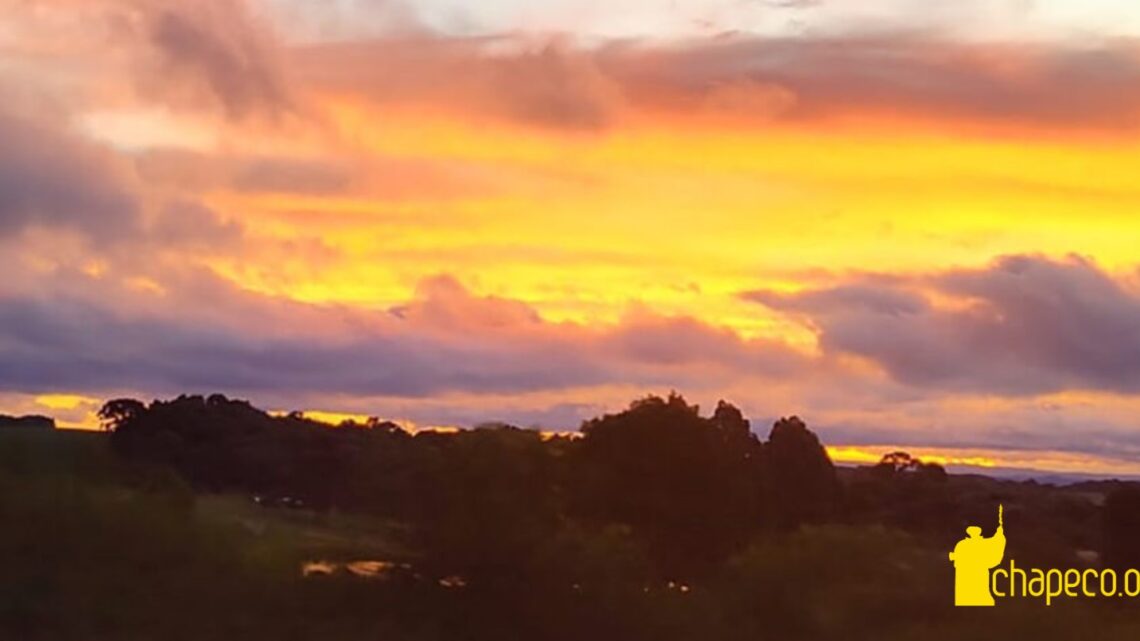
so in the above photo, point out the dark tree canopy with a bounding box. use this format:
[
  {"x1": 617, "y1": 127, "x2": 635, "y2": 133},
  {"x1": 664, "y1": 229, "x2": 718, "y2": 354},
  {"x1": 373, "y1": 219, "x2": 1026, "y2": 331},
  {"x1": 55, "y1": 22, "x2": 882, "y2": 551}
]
[
  {"x1": 872, "y1": 451, "x2": 948, "y2": 481},
  {"x1": 572, "y1": 394, "x2": 764, "y2": 575},
  {"x1": 102, "y1": 393, "x2": 838, "y2": 582},
  {"x1": 1104, "y1": 484, "x2": 1140, "y2": 570},
  {"x1": 845, "y1": 451, "x2": 952, "y2": 533},
  {"x1": 0, "y1": 414, "x2": 55, "y2": 430},
  {"x1": 763, "y1": 416, "x2": 840, "y2": 528},
  {"x1": 569, "y1": 395, "x2": 839, "y2": 576}
]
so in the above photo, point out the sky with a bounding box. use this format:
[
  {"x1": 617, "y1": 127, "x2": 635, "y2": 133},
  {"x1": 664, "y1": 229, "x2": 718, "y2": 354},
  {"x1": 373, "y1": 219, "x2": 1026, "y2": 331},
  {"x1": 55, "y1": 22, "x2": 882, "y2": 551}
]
[{"x1": 5, "y1": 0, "x2": 1140, "y2": 475}]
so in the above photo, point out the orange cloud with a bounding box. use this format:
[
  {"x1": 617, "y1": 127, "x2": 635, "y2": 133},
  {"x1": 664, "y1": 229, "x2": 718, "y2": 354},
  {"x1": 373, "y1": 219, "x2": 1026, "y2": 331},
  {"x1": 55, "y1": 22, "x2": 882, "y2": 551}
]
[
  {"x1": 8, "y1": 1, "x2": 1140, "y2": 479},
  {"x1": 288, "y1": 34, "x2": 1140, "y2": 136}
]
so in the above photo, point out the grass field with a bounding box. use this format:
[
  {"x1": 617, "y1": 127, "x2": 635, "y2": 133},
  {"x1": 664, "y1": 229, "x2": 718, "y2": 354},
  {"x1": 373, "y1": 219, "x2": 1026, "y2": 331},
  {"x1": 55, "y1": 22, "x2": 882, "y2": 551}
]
[
  {"x1": 0, "y1": 427, "x2": 422, "y2": 641},
  {"x1": 8, "y1": 426, "x2": 1140, "y2": 641}
]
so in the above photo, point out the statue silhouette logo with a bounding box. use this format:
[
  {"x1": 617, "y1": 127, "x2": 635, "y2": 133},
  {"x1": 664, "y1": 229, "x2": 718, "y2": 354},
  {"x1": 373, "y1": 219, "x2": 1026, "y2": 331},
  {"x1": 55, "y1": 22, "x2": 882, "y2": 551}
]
[{"x1": 948, "y1": 504, "x2": 1007, "y2": 606}]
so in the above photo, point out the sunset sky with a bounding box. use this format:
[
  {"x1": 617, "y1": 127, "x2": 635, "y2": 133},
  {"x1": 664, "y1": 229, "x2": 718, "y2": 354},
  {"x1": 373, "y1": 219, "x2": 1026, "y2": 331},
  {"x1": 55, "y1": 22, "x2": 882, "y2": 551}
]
[{"x1": 5, "y1": 0, "x2": 1140, "y2": 475}]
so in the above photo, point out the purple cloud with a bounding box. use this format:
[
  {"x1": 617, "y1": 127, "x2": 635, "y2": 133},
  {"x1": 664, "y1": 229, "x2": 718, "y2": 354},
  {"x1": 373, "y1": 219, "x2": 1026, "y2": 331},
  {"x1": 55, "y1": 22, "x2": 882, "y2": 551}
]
[
  {"x1": 744, "y1": 254, "x2": 1140, "y2": 394},
  {"x1": 0, "y1": 271, "x2": 803, "y2": 401}
]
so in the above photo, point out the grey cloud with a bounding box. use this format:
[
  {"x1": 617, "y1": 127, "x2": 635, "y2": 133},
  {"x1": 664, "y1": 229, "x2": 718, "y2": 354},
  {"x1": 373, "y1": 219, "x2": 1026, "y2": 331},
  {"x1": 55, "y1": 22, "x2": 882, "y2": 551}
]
[
  {"x1": 294, "y1": 36, "x2": 626, "y2": 131},
  {"x1": 601, "y1": 35, "x2": 1140, "y2": 129},
  {"x1": 604, "y1": 313, "x2": 807, "y2": 375},
  {"x1": 148, "y1": 200, "x2": 245, "y2": 249},
  {"x1": 0, "y1": 111, "x2": 140, "y2": 240},
  {"x1": 147, "y1": 1, "x2": 296, "y2": 119},
  {"x1": 0, "y1": 273, "x2": 804, "y2": 400},
  {"x1": 0, "y1": 109, "x2": 249, "y2": 250},
  {"x1": 0, "y1": 294, "x2": 605, "y2": 397},
  {"x1": 745, "y1": 254, "x2": 1140, "y2": 394},
  {"x1": 296, "y1": 32, "x2": 1140, "y2": 131}
]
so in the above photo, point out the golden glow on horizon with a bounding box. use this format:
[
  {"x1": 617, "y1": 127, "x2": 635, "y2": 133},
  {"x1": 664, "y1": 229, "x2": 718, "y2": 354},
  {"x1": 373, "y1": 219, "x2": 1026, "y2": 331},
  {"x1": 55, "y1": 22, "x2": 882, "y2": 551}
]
[
  {"x1": 828, "y1": 446, "x2": 999, "y2": 469},
  {"x1": 35, "y1": 394, "x2": 97, "y2": 411},
  {"x1": 267, "y1": 410, "x2": 462, "y2": 434},
  {"x1": 827, "y1": 445, "x2": 1140, "y2": 477},
  {"x1": 32, "y1": 394, "x2": 102, "y2": 431}
]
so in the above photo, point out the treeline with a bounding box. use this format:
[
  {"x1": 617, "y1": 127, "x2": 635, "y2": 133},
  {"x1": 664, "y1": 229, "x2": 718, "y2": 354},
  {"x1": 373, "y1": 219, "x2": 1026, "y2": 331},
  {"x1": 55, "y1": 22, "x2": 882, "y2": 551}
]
[
  {"x1": 9, "y1": 393, "x2": 1140, "y2": 641},
  {"x1": 99, "y1": 393, "x2": 985, "y2": 580}
]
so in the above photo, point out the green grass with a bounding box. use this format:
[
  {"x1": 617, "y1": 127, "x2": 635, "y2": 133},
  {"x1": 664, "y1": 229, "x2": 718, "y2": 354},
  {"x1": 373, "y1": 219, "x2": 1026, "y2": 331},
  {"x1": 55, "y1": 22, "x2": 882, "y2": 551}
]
[
  {"x1": 8, "y1": 427, "x2": 1140, "y2": 641},
  {"x1": 195, "y1": 493, "x2": 410, "y2": 563},
  {"x1": 0, "y1": 428, "x2": 420, "y2": 641}
]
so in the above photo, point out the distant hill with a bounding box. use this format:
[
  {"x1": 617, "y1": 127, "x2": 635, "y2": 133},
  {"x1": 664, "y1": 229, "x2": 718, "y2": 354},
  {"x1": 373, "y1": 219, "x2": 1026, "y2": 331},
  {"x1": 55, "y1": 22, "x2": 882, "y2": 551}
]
[{"x1": 0, "y1": 414, "x2": 56, "y2": 430}]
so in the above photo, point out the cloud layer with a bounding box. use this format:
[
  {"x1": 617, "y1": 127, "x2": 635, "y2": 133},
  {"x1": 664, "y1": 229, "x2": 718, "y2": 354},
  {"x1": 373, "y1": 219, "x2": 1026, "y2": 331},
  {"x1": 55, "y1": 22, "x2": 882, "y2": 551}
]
[
  {"x1": 4, "y1": 0, "x2": 1140, "y2": 475},
  {"x1": 0, "y1": 269, "x2": 804, "y2": 399},
  {"x1": 289, "y1": 33, "x2": 1140, "y2": 133},
  {"x1": 746, "y1": 255, "x2": 1140, "y2": 395}
]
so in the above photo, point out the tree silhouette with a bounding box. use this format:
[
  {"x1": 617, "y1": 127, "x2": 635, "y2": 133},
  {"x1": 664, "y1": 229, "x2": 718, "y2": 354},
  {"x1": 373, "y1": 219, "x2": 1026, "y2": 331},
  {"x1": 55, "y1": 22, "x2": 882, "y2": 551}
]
[
  {"x1": 97, "y1": 398, "x2": 145, "y2": 431},
  {"x1": 1104, "y1": 484, "x2": 1140, "y2": 570},
  {"x1": 572, "y1": 394, "x2": 763, "y2": 577},
  {"x1": 763, "y1": 416, "x2": 840, "y2": 528}
]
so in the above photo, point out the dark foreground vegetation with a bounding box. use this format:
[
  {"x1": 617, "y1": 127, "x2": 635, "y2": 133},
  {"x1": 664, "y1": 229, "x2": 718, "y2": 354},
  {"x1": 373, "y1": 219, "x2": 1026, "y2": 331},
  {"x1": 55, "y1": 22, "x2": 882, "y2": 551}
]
[{"x1": 5, "y1": 393, "x2": 1140, "y2": 640}]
